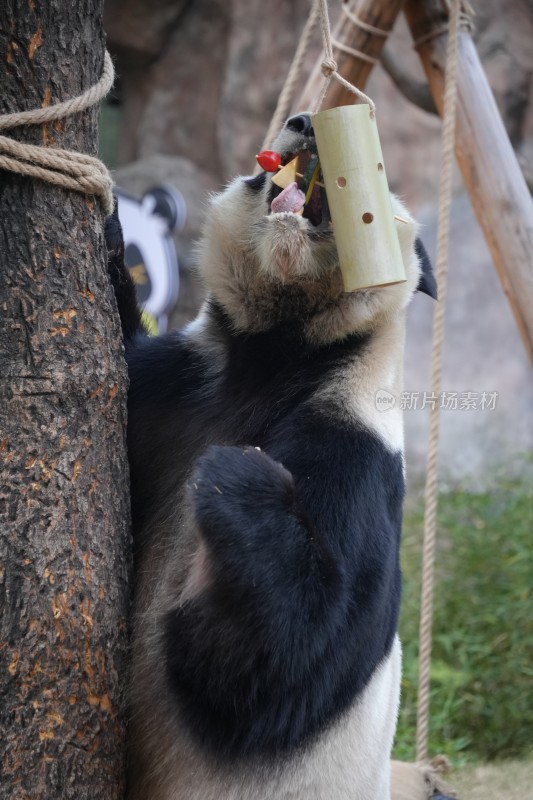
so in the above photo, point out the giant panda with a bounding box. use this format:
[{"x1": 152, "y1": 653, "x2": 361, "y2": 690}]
[{"x1": 105, "y1": 112, "x2": 437, "y2": 800}]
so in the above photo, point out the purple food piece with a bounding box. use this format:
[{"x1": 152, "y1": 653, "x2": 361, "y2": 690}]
[{"x1": 271, "y1": 182, "x2": 305, "y2": 214}]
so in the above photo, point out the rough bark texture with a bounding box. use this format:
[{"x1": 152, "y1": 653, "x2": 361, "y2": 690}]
[{"x1": 0, "y1": 2, "x2": 131, "y2": 799}]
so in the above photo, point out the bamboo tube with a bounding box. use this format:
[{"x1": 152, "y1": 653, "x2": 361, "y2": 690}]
[
  {"x1": 312, "y1": 104, "x2": 406, "y2": 291},
  {"x1": 404, "y1": 1, "x2": 533, "y2": 363}
]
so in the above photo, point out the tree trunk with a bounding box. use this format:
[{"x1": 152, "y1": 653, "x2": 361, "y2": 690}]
[{"x1": 0, "y1": 3, "x2": 131, "y2": 799}]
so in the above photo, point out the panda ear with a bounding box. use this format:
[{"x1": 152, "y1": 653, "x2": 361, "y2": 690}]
[{"x1": 415, "y1": 238, "x2": 438, "y2": 299}]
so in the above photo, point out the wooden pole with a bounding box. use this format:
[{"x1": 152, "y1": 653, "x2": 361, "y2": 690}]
[
  {"x1": 404, "y1": 0, "x2": 533, "y2": 363},
  {"x1": 299, "y1": 0, "x2": 404, "y2": 111}
]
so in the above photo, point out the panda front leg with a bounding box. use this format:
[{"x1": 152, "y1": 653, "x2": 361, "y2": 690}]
[
  {"x1": 164, "y1": 443, "x2": 345, "y2": 760},
  {"x1": 105, "y1": 203, "x2": 145, "y2": 342}
]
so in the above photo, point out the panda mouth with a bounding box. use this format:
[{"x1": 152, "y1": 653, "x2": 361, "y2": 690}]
[{"x1": 267, "y1": 150, "x2": 331, "y2": 231}]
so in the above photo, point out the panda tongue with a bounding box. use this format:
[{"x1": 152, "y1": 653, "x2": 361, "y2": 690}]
[{"x1": 271, "y1": 181, "x2": 305, "y2": 214}]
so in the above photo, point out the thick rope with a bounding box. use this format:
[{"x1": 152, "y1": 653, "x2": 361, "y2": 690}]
[
  {"x1": 0, "y1": 51, "x2": 114, "y2": 214},
  {"x1": 330, "y1": 38, "x2": 379, "y2": 65},
  {"x1": 415, "y1": 0, "x2": 461, "y2": 764}
]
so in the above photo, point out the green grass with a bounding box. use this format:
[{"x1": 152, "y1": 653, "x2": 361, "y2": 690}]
[{"x1": 394, "y1": 472, "x2": 533, "y2": 765}]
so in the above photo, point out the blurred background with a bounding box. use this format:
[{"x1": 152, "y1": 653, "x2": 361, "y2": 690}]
[{"x1": 100, "y1": 0, "x2": 533, "y2": 785}]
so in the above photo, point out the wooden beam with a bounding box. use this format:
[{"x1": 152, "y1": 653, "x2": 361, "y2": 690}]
[
  {"x1": 299, "y1": 0, "x2": 404, "y2": 111},
  {"x1": 404, "y1": 0, "x2": 533, "y2": 363}
]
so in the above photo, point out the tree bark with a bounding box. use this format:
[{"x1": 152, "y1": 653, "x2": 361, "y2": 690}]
[{"x1": 0, "y1": 3, "x2": 131, "y2": 799}]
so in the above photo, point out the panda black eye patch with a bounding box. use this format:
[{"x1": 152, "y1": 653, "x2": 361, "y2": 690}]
[{"x1": 244, "y1": 172, "x2": 267, "y2": 191}]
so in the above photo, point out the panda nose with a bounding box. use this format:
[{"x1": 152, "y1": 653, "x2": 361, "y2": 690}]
[{"x1": 285, "y1": 114, "x2": 315, "y2": 138}]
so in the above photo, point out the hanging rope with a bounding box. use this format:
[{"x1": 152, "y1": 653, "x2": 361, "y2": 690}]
[
  {"x1": 413, "y1": 2, "x2": 474, "y2": 50},
  {"x1": 330, "y1": 3, "x2": 393, "y2": 69},
  {"x1": 314, "y1": 0, "x2": 375, "y2": 113},
  {"x1": 416, "y1": 0, "x2": 461, "y2": 764},
  {"x1": 0, "y1": 51, "x2": 115, "y2": 214}
]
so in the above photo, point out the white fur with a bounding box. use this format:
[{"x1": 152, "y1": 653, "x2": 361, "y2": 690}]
[
  {"x1": 196, "y1": 171, "x2": 421, "y2": 346},
  {"x1": 311, "y1": 317, "x2": 406, "y2": 454},
  {"x1": 130, "y1": 637, "x2": 401, "y2": 800},
  {"x1": 195, "y1": 172, "x2": 420, "y2": 454}
]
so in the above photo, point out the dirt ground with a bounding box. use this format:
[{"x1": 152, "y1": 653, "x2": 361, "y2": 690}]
[{"x1": 452, "y1": 760, "x2": 533, "y2": 799}]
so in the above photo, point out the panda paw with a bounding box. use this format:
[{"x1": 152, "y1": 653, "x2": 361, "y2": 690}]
[
  {"x1": 191, "y1": 444, "x2": 295, "y2": 530},
  {"x1": 189, "y1": 445, "x2": 308, "y2": 582}
]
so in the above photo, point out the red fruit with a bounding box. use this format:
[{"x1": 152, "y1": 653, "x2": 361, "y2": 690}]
[{"x1": 256, "y1": 150, "x2": 282, "y2": 172}]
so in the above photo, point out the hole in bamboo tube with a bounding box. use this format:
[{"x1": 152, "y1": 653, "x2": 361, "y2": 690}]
[
  {"x1": 336, "y1": 176, "x2": 347, "y2": 188},
  {"x1": 362, "y1": 212, "x2": 374, "y2": 224},
  {"x1": 377, "y1": 162, "x2": 384, "y2": 173}
]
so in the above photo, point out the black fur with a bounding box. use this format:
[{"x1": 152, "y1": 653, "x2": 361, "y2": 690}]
[
  {"x1": 415, "y1": 237, "x2": 438, "y2": 299},
  {"x1": 106, "y1": 209, "x2": 404, "y2": 763},
  {"x1": 125, "y1": 300, "x2": 371, "y2": 548},
  {"x1": 105, "y1": 201, "x2": 145, "y2": 340},
  {"x1": 244, "y1": 172, "x2": 268, "y2": 191},
  {"x1": 166, "y1": 420, "x2": 403, "y2": 759}
]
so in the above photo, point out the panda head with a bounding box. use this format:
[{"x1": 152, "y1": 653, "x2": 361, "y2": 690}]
[{"x1": 197, "y1": 113, "x2": 435, "y2": 345}]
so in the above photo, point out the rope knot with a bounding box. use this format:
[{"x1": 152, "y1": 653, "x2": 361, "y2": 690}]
[
  {"x1": 321, "y1": 57, "x2": 337, "y2": 77},
  {"x1": 0, "y1": 51, "x2": 115, "y2": 214}
]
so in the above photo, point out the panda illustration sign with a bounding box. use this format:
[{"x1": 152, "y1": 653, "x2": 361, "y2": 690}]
[{"x1": 114, "y1": 186, "x2": 185, "y2": 333}]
